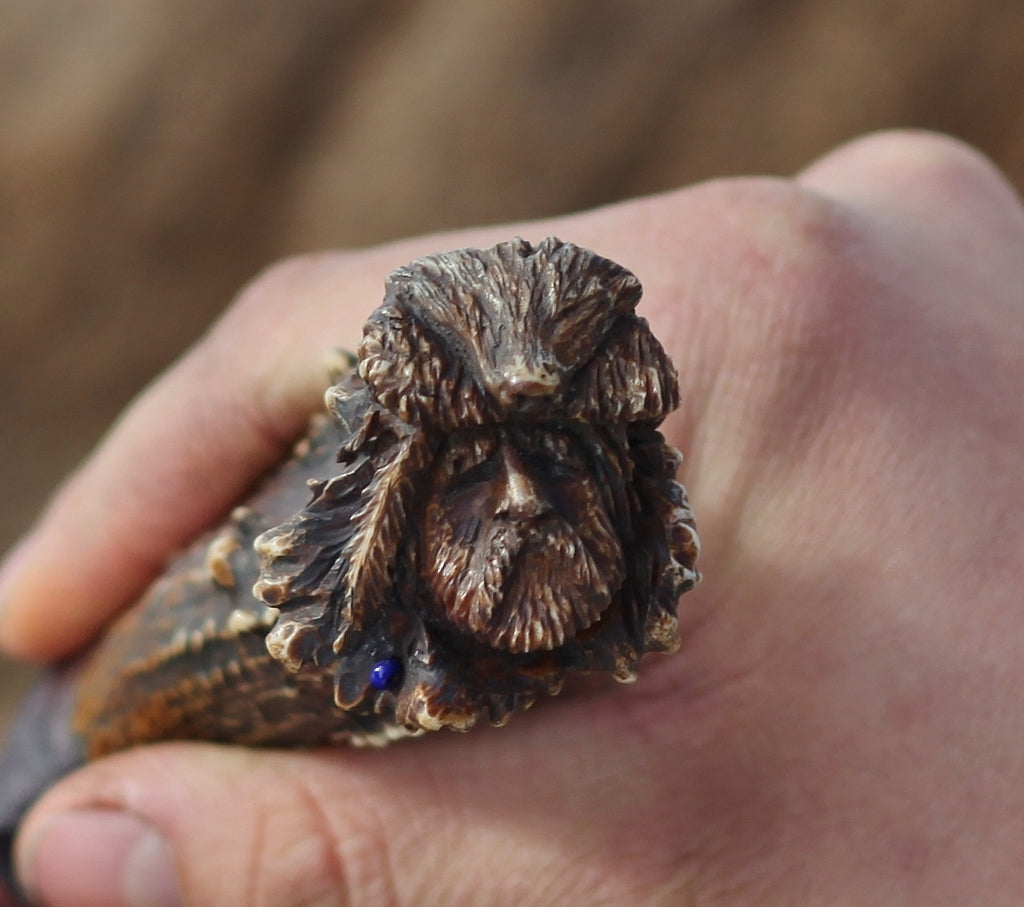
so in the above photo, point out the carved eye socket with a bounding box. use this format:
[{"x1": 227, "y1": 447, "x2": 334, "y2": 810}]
[
  {"x1": 443, "y1": 457, "x2": 500, "y2": 502},
  {"x1": 433, "y1": 432, "x2": 500, "y2": 504},
  {"x1": 522, "y1": 447, "x2": 584, "y2": 483},
  {"x1": 512, "y1": 426, "x2": 589, "y2": 484}
]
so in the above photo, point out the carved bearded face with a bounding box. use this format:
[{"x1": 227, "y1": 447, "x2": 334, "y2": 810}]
[{"x1": 420, "y1": 425, "x2": 625, "y2": 653}]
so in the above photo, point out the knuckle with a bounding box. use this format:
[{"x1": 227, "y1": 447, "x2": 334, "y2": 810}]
[
  {"x1": 197, "y1": 250, "x2": 355, "y2": 450},
  {"x1": 689, "y1": 174, "x2": 855, "y2": 273},
  {"x1": 848, "y1": 129, "x2": 1007, "y2": 191},
  {"x1": 109, "y1": 749, "x2": 399, "y2": 907},
  {"x1": 684, "y1": 174, "x2": 866, "y2": 325},
  {"x1": 238, "y1": 766, "x2": 397, "y2": 907},
  {"x1": 229, "y1": 252, "x2": 348, "y2": 324},
  {"x1": 810, "y1": 129, "x2": 1020, "y2": 225}
]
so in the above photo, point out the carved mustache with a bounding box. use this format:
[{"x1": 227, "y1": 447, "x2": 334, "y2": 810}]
[{"x1": 454, "y1": 517, "x2": 622, "y2": 653}]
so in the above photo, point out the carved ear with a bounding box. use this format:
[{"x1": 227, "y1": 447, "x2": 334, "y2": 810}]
[
  {"x1": 357, "y1": 306, "x2": 493, "y2": 430},
  {"x1": 254, "y1": 458, "x2": 366, "y2": 672},
  {"x1": 530, "y1": 236, "x2": 643, "y2": 369},
  {"x1": 254, "y1": 379, "x2": 423, "y2": 670},
  {"x1": 626, "y1": 431, "x2": 700, "y2": 654},
  {"x1": 568, "y1": 315, "x2": 679, "y2": 424},
  {"x1": 339, "y1": 420, "x2": 430, "y2": 632}
]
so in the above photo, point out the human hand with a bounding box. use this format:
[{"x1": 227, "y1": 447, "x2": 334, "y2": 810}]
[{"x1": 3, "y1": 130, "x2": 1024, "y2": 906}]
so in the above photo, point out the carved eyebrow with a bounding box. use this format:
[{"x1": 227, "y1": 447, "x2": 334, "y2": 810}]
[
  {"x1": 506, "y1": 422, "x2": 579, "y2": 452},
  {"x1": 438, "y1": 427, "x2": 500, "y2": 457}
]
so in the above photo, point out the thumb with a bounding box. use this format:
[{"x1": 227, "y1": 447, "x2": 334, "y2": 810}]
[
  {"x1": 15, "y1": 744, "x2": 405, "y2": 907},
  {"x1": 13, "y1": 682, "x2": 708, "y2": 907}
]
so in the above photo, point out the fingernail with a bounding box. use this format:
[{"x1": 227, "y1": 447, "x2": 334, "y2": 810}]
[{"x1": 20, "y1": 810, "x2": 181, "y2": 907}]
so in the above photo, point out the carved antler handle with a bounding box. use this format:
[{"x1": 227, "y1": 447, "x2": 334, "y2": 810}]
[{"x1": 68, "y1": 238, "x2": 699, "y2": 754}]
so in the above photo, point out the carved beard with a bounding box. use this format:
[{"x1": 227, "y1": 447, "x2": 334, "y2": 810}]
[{"x1": 429, "y1": 502, "x2": 625, "y2": 654}]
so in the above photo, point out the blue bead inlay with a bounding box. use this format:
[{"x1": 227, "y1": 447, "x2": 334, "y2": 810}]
[{"x1": 369, "y1": 657, "x2": 403, "y2": 691}]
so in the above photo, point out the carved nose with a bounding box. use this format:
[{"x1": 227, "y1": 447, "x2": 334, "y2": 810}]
[
  {"x1": 496, "y1": 445, "x2": 551, "y2": 520},
  {"x1": 494, "y1": 365, "x2": 559, "y2": 407}
]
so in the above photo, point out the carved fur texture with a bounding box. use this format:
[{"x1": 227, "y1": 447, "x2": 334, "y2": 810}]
[{"x1": 255, "y1": 237, "x2": 700, "y2": 737}]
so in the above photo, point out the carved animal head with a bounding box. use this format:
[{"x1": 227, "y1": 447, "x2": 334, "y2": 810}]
[{"x1": 254, "y1": 238, "x2": 699, "y2": 737}]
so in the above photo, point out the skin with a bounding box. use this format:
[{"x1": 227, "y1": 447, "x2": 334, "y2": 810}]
[{"x1": 2, "y1": 130, "x2": 1024, "y2": 905}]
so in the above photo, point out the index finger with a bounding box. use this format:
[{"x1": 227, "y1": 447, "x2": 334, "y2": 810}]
[{"x1": 0, "y1": 251, "x2": 374, "y2": 659}]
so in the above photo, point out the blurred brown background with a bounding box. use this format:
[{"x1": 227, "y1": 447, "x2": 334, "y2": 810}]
[{"x1": 2, "y1": 0, "x2": 1024, "y2": 717}]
